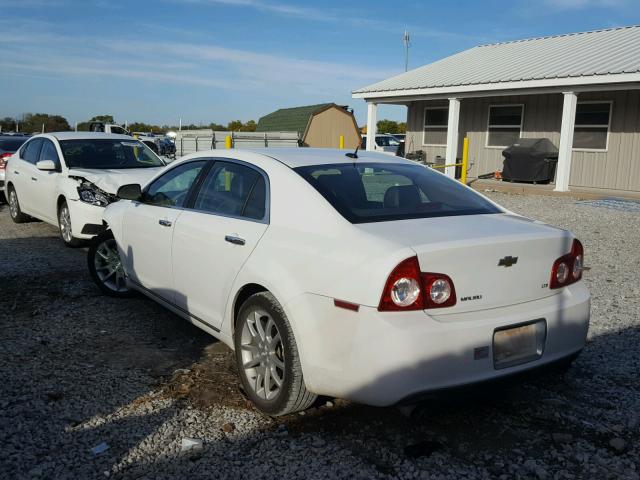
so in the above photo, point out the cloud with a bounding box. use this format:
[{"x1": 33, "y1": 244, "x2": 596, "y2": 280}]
[
  {"x1": 542, "y1": 0, "x2": 629, "y2": 9},
  {"x1": 0, "y1": 22, "x2": 395, "y2": 98}
]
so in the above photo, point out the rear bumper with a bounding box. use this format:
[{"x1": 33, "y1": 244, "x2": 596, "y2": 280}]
[{"x1": 285, "y1": 283, "x2": 590, "y2": 406}]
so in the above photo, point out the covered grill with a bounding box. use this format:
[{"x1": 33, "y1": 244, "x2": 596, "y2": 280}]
[{"x1": 502, "y1": 138, "x2": 559, "y2": 184}]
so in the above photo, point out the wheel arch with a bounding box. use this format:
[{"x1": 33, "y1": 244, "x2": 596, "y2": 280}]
[
  {"x1": 56, "y1": 194, "x2": 67, "y2": 212},
  {"x1": 231, "y1": 283, "x2": 269, "y2": 334}
]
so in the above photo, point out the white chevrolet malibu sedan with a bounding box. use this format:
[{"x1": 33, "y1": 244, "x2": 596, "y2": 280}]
[
  {"x1": 4, "y1": 132, "x2": 165, "y2": 246},
  {"x1": 87, "y1": 148, "x2": 590, "y2": 416}
]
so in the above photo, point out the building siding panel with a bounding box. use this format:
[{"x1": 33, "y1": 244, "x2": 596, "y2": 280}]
[{"x1": 406, "y1": 89, "x2": 639, "y2": 192}]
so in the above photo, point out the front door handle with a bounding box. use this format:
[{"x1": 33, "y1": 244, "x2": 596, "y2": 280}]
[
  {"x1": 13, "y1": 170, "x2": 19, "y2": 175},
  {"x1": 158, "y1": 219, "x2": 172, "y2": 227},
  {"x1": 225, "y1": 235, "x2": 245, "y2": 246},
  {"x1": 31, "y1": 177, "x2": 37, "y2": 182}
]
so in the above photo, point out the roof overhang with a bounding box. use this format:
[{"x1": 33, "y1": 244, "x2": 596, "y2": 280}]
[{"x1": 352, "y1": 73, "x2": 640, "y2": 103}]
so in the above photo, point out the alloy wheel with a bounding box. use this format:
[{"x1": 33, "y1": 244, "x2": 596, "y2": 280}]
[
  {"x1": 59, "y1": 206, "x2": 73, "y2": 243},
  {"x1": 93, "y1": 238, "x2": 129, "y2": 293},
  {"x1": 240, "y1": 310, "x2": 285, "y2": 401},
  {"x1": 9, "y1": 190, "x2": 18, "y2": 219}
]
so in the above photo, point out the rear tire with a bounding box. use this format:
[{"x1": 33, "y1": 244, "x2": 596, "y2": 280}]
[
  {"x1": 88, "y1": 230, "x2": 135, "y2": 297},
  {"x1": 234, "y1": 292, "x2": 316, "y2": 416},
  {"x1": 57, "y1": 200, "x2": 84, "y2": 247},
  {"x1": 8, "y1": 185, "x2": 29, "y2": 223}
]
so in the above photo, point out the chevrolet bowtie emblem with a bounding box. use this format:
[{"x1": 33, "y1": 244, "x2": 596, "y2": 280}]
[{"x1": 498, "y1": 256, "x2": 518, "y2": 267}]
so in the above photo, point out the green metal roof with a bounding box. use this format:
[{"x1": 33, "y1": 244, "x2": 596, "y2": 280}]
[{"x1": 256, "y1": 103, "x2": 334, "y2": 133}]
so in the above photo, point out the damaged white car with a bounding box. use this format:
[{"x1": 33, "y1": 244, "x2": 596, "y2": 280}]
[{"x1": 3, "y1": 132, "x2": 165, "y2": 246}]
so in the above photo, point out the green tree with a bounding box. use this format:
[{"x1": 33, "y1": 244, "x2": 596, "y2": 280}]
[
  {"x1": 209, "y1": 123, "x2": 227, "y2": 131},
  {"x1": 90, "y1": 115, "x2": 115, "y2": 124},
  {"x1": 377, "y1": 119, "x2": 402, "y2": 134},
  {"x1": 227, "y1": 120, "x2": 243, "y2": 131},
  {"x1": 241, "y1": 120, "x2": 257, "y2": 132},
  {"x1": 19, "y1": 113, "x2": 71, "y2": 133}
]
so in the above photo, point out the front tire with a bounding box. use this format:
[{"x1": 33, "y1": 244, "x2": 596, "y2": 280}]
[
  {"x1": 8, "y1": 186, "x2": 29, "y2": 223},
  {"x1": 57, "y1": 200, "x2": 84, "y2": 247},
  {"x1": 88, "y1": 230, "x2": 134, "y2": 297},
  {"x1": 235, "y1": 292, "x2": 316, "y2": 416}
]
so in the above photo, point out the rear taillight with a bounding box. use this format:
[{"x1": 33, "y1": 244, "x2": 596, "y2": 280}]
[
  {"x1": 378, "y1": 256, "x2": 457, "y2": 311},
  {"x1": 550, "y1": 239, "x2": 584, "y2": 289},
  {"x1": 0, "y1": 152, "x2": 11, "y2": 170}
]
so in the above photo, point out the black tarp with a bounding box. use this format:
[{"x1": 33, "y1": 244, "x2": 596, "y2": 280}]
[{"x1": 502, "y1": 138, "x2": 559, "y2": 184}]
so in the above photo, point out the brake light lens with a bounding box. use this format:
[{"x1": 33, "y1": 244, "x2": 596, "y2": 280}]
[
  {"x1": 378, "y1": 256, "x2": 457, "y2": 311},
  {"x1": 550, "y1": 239, "x2": 584, "y2": 289},
  {"x1": 0, "y1": 152, "x2": 11, "y2": 170}
]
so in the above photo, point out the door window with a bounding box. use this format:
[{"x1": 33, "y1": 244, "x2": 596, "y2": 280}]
[
  {"x1": 39, "y1": 140, "x2": 60, "y2": 168},
  {"x1": 143, "y1": 160, "x2": 206, "y2": 207},
  {"x1": 20, "y1": 138, "x2": 44, "y2": 164},
  {"x1": 194, "y1": 161, "x2": 267, "y2": 220}
]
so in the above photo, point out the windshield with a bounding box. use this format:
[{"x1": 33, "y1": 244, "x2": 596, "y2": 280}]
[
  {"x1": 59, "y1": 139, "x2": 165, "y2": 169},
  {"x1": 295, "y1": 162, "x2": 501, "y2": 223}
]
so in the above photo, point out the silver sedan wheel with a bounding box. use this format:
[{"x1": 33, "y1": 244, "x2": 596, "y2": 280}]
[
  {"x1": 59, "y1": 205, "x2": 73, "y2": 243},
  {"x1": 93, "y1": 238, "x2": 129, "y2": 293},
  {"x1": 240, "y1": 310, "x2": 285, "y2": 401},
  {"x1": 9, "y1": 190, "x2": 18, "y2": 219}
]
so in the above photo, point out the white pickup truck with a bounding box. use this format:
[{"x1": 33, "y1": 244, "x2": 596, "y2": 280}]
[{"x1": 89, "y1": 122, "x2": 162, "y2": 154}]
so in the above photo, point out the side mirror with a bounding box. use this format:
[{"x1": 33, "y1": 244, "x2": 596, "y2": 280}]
[
  {"x1": 117, "y1": 184, "x2": 142, "y2": 201},
  {"x1": 36, "y1": 160, "x2": 57, "y2": 171}
]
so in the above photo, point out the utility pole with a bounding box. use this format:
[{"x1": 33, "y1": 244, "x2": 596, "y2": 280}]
[{"x1": 403, "y1": 30, "x2": 411, "y2": 72}]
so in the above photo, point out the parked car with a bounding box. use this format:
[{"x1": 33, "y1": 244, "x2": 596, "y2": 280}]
[
  {"x1": 0, "y1": 135, "x2": 29, "y2": 200},
  {"x1": 360, "y1": 134, "x2": 401, "y2": 155},
  {"x1": 87, "y1": 148, "x2": 590, "y2": 416},
  {"x1": 158, "y1": 137, "x2": 176, "y2": 158},
  {"x1": 4, "y1": 132, "x2": 166, "y2": 246}
]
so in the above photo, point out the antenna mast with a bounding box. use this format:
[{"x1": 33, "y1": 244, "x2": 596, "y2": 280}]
[{"x1": 403, "y1": 30, "x2": 410, "y2": 72}]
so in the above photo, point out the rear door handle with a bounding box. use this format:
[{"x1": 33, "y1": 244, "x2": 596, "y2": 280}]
[
  {"x1": 225, "y1": 235, "x2": 245, "y2": 246},
  {"x1": 31, "y1": 177, "x2": 37, "y2": 182},
  {"x1": 158, "y1": 219, "x2": 172, "y2": 227},
  {"x1": 13, "y1": 170, "x2": 19, "y2": 175}
]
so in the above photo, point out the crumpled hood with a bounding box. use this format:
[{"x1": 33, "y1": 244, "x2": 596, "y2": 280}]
[{"x1": 67, "y1": 167, "x2": 163, "y2": 193}]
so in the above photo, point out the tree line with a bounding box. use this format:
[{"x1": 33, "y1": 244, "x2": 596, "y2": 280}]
[
  {"x1": 1, "y1": 113, "x2": 407, "y2": 135},
  {"x1": 0, "y1": 113, "x2": 261, "y2": 134}
]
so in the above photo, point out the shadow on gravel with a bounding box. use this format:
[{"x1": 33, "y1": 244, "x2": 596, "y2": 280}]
[{"x1": 1, "y1": 228, "x2": 639, "y2": 478}]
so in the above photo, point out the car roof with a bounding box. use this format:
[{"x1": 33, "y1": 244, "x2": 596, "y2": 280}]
[
  {"x1": 213, "y1": 148, "x2": 415, "y2": 168},
  {"x1": 46, "y1": 132, "x2": 136, "y2": 141}
]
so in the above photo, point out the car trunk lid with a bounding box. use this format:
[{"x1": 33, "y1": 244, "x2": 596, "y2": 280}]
[{"x1": 357, "y1": 213, "x2": 573, "y2": 315}]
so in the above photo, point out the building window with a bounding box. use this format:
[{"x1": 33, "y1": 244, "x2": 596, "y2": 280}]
[
  {"x1": 486, "y1": 105, "x2": 524, "y2": 147},
  {"x1": 423, "y1": 107, "x2": 448, "y2": 146},
  {"x1": 573, "y1": 102, "x2": 611, "y2": 151}
]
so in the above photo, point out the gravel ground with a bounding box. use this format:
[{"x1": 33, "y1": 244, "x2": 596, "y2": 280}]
[{"x1": 1, "y1": 192, "x2": 639, "y2": 480}]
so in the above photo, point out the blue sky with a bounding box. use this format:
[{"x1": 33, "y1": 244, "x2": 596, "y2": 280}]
[{"x1": 1, "y1": 0, "x2": 638, "y2": 127}]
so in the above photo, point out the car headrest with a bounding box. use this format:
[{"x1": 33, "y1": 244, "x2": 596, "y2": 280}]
[{"x1": 383, "y1": 185, "x2": 421, "y2": 209}]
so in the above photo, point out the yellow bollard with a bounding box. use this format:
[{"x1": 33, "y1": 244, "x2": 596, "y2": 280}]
[
  {"x1": 225, "y1": 135, "x2": 232, "y2": 149},
  {"x1": 339, "y1": 135, "x2": 345, "y2": 149},
  {"x1": 461, "y1": 137, "x2": 469, "y2": 185}
]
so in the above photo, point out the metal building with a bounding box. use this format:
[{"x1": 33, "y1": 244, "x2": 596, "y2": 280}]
[{"x1": 353, "y1": 25, "x2": 640, "y2": 195}]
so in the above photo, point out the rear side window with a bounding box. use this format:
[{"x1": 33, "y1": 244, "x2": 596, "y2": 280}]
[
  {"x1": 194, "y1": 161, "x2": 267, "y2": 220},
  {"x1": 295, "y1": 162, "x2": 501, "y2": 223},
  {"x1": 20, "y1": 139, "x2": 43, "y2": 164}
]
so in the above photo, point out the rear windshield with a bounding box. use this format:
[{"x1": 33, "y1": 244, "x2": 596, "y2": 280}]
[
  {"x1": 59, "y1": 139, "x2": 165, "y2": 169},
  {"x1": 0, "y1": 138, "x2": 27, "y2": 152},
  {"x1": 294, "y1": 162, "x2": 501, "y2": 223}
]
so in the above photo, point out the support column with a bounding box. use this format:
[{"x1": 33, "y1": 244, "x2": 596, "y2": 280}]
[
  {"x1": 445, "y1": 98, "x2": 461, "y2": 178},
  {"x1": 554, "y1": 92, "x2": 577, "y2": 192},
  {"x1": 366, "y1": 102, "x2": 378, "y2": 151}
]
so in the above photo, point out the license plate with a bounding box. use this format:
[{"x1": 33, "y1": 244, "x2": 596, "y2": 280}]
[{"x1": 493, "y1": 319, "x2": 546, "y2": 369}]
